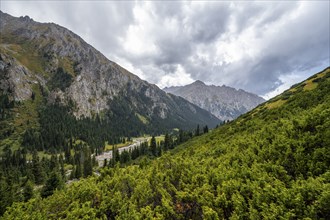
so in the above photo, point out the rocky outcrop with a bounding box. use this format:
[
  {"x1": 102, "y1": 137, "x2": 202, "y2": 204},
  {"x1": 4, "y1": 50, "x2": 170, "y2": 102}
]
[{"x1": 0, "y1": 53, "x2": 36, "y2": 101}]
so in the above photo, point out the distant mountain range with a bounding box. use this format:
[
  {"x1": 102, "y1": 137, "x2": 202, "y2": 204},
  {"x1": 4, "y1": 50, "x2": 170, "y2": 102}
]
[
  {"x1": 0, "y1": 11, "x2": 220, "y2": 141},
  {"x1": 164, "y1": 81, "x2": 265, "y2": 121}
]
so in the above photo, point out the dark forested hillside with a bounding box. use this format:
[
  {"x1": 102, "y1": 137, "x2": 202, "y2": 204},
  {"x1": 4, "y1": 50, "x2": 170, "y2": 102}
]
[{"x1": 3, "y1": 68, "x2": 329, "y2": 219}]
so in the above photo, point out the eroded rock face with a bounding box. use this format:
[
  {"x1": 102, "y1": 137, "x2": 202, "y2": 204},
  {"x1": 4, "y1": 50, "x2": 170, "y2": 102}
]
[
  {"x1": 0, "y1": 11, "x2": 220, "y2": 128},
  {"x1": 0, "y1": 53, "x2": 35, "y2": 101},
  {"x1": 164, "y1": 81, "x2": 265, "y2": 121}
]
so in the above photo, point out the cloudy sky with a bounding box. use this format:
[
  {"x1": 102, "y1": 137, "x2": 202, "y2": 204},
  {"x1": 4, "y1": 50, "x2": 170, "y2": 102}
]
[{"x1": 2, "y1": 1, "x2": 329, "y2": 99}]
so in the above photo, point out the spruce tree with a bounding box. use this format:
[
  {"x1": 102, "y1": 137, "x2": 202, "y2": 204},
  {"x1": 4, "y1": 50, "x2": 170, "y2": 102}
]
[
  {"x1": 164, "y1": 133, "x2": 170, "y2": 151},
  {"x1": 75, "y1": 163, "x2": 82, "y2": 179},
  {"x1": 41, "y1": 171, "x2": 63, "y2": 198},
  {"x1": 150, "y1": 136, "x2": 157, "y2": 156},
  {"x1": 195, "y1": 124, "x2": 200, "y2": 136},
  {"x1": 23, "y1": 180, "x2": 34, "y2": 202},
  {"x1": 31, "y1": 151, "x2": 44, "y2": 185},
  {"x1": 203, "y1": 125, "x2": 209, "y2": 133},
  {"x1": 59, "y1": 154, "x2": 65, "y2": 179},
  {"x1": 83, "y1": 148, "x2": 93, "y2": 178}
]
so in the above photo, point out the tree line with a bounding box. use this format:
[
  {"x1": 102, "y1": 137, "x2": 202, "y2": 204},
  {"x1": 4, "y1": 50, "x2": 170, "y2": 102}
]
[{"x1": 106, "y1": 126, "x2": 209, "y2": 167}]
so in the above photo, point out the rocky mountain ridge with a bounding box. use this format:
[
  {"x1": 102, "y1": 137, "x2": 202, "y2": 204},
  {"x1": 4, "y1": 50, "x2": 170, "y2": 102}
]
[
  {"x1": 0, "y1": 11, "x2": 220, "y2": 133},
  {"x1": 164, "y1": 80, "x2": 265, "y2": 121}
]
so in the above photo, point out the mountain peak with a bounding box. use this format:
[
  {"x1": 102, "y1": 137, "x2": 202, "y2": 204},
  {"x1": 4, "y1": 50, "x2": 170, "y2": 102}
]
[
  {"x1": 192, "y1": 80, "x2": 205, "y2": 86},
  {"x1": 163, "y1": 82, "x2": 265, "y2": 121}
]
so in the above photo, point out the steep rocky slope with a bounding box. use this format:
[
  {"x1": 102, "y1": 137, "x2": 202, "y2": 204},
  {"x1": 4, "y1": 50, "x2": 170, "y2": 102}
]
[
  {"x1": 164, "y1": 80, "x2": 265, "y2": 121},
  {"x1": 0, "y1": 11, "x2": 220, "y2": 136}
]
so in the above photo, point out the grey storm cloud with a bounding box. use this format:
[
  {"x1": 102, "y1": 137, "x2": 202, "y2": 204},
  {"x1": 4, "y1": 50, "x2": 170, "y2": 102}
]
[
  {"x1": 186, "y1": 3, "x2": 231, "y2": 43},
  {"x1": 231, "y1": 1, "x2": 330, "y2": 95},
  {"x1": 231, "y1": 2, "x2": 298, "y2": 35},
  {"x1": 2, "y1": 1, "x2": 329, "y2": 98}
]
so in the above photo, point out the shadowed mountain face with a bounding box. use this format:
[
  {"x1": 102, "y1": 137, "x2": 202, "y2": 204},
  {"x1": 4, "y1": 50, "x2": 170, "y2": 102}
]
[
  {"x1": 0, "y1": 11, "x2": 220, "y2": 136},
  {"x1": 164, "y1": 81, "x2": 265, "y2": 121}
]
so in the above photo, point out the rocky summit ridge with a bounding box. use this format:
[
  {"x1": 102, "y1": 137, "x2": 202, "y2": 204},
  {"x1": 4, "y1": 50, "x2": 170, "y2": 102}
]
[{"x1": 164, "y1": 81, "x2": 265, "y2": 121}]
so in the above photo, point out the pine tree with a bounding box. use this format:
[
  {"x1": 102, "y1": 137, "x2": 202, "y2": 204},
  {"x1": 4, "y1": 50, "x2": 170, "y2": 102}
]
[
  {"x1": 64, "y1": 142, "x2": 71, "y2": 163},
  {"x1": 157, "y1": 145, "x2": 162, "y2": 157},
  {"x1": 75, "y1": 163, "x2": 82, "y2": 179},
  {"x1": 164, "y1": 133, "x2": 170, "y2": 151},
  {"x1": 179, "y1": 129, "x2": 184, "y2": 144},
  {"x1": 31, "y1": 151, "x2": 44, "y2": 185},
  {"x1": 49, "y1": 155, "x2": 59, "y2": 172},
  {"x1": 150, "y1": 136, "x2": 157, "y2": 156},
  {"x1": 59, "y1": 154, "x2": 65, "y2": 179},
  {"x1": 203, "y1": 125, "x2": 209, "y2": 133},
  {"x1": 41, "y1": 171, "x2": 63, "y2": 198},
  {"x1": 114, "y1": 147, "x2": 120, "y2": 163},
  {"x1": 23, "y1": 180, "x2": 34, "y2": 202},
  {"x1": 195, "y1": 124, "x2": 200, "y2": 136},
  {"x1": 83, "y1": 148, "x2": 93, "y2": 178},
  {"x1": 120, "y1": 150, "x2": 131, "y2": 163}
]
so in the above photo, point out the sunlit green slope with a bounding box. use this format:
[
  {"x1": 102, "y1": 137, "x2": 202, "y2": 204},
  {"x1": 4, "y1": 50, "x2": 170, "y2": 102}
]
[{"x1": 3, "y1": 67, "x2": 330, "y2": 219}]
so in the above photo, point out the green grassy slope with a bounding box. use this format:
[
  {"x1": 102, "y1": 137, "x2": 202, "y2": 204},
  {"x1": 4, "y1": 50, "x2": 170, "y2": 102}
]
[{"x1": 3, "y1": 67, "x2": 330, "y2": 219}]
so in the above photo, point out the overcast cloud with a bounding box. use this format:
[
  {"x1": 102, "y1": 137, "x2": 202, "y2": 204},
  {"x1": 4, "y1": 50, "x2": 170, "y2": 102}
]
[{"x1": 1, "y1": 1, "x2": 329, "y2": 99}]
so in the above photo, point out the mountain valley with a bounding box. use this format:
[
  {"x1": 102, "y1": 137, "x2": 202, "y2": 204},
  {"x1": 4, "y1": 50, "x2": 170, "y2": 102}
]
[{"x1": 0, "y1": 9, "x2": 329, "y2": 220}]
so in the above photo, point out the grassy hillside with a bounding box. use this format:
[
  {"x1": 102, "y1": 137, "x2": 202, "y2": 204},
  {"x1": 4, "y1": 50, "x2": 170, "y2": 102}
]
[{"x1": 3, "y1": 67, "x2": 330, "y2": 219}]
